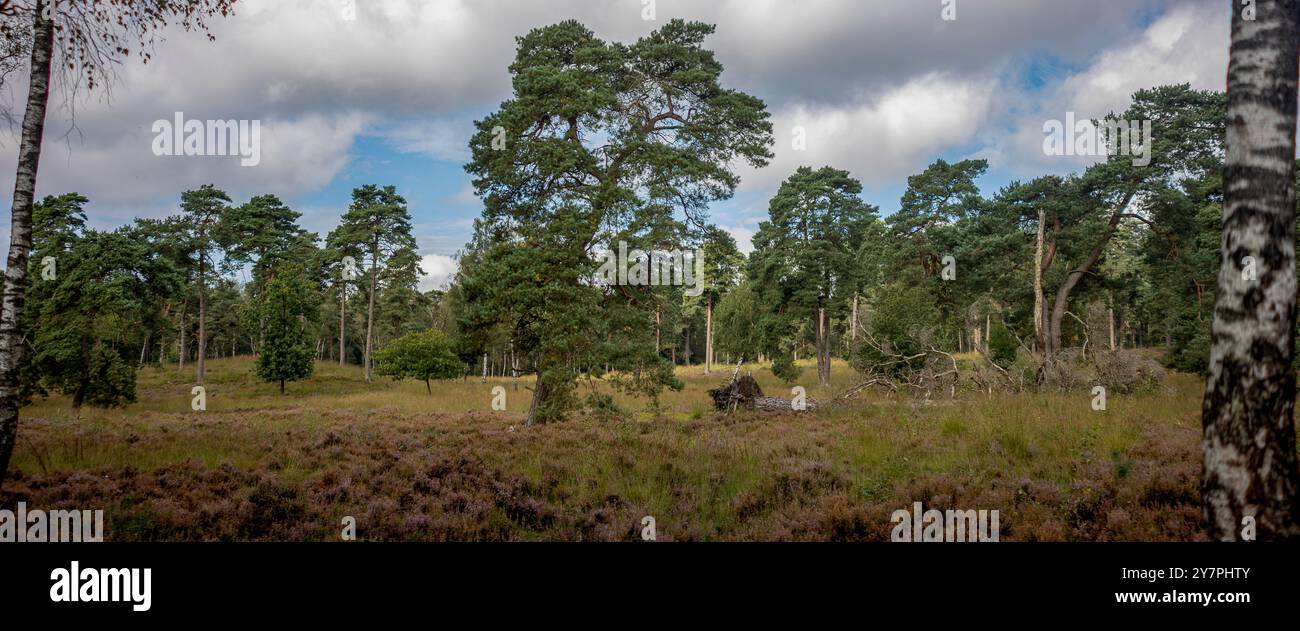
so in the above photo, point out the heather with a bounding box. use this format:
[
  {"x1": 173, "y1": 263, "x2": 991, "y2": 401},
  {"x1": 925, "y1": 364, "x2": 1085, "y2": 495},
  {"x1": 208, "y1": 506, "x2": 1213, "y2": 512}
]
[{"x1": 3, "y1": 356, "x2": 1207, "y2": 541}]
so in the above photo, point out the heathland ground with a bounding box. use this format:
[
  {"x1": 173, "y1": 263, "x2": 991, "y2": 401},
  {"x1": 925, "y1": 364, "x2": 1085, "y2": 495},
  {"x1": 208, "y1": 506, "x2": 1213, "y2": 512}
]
[{"x1": 2, "y1": 356, "x2": 1209, "y2": 541}]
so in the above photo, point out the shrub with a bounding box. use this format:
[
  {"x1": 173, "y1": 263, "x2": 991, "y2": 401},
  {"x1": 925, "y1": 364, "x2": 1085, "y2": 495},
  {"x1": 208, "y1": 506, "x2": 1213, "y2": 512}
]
[
  {"x1": 988, "y1": 319, "x2": 1017, "y2": 367},
  {"x1": 851, "y1": 285, "x2": 938, "y2": 378},
  {"x1": 1093, "y1": 350, "x2": 1165, "y2": 394},
  {"x1": 771, "y1": 354, "x2": 802, "y2": 384},
  {"x1": 375, "y1": 329, "x2": 464, "y2": 394}
]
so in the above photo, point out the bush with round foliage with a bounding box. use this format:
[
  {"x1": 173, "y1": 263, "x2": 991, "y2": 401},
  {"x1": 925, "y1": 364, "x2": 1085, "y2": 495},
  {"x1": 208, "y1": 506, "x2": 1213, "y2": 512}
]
[{"x1": 375, "y1": 329, "x2": 464, "y2": 395}]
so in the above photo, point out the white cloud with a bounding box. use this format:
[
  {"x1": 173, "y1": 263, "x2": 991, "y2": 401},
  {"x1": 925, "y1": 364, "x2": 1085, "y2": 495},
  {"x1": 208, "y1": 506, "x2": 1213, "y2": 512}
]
[
  {"x1": 1, "y1": 110, "x2": 371, "y2": 210},
  {"x1": 376, "y1": 118, "x2": 475, "y2": 162},
  {"x1": 742, "y1": 74, "x2": 994, "y2": 191},
  {"x1": 1056, "y1": 2, "x2": 1226, "y2": 114},
  {"x1": 452, "y1": 184, "x2": 479, "y2": 205},
  {"x1": 418, "y1": 254, "x2": 458, "y2": 292},
  {"x1": 721, "y1": 224, "x2": 756, "y2": 254},
  {"x1": 978, "y1": 1, "x2": 1229, "y2": 176},
  {"x1": 0, "y1": 0, "x2": 1229, "y2": 256}
]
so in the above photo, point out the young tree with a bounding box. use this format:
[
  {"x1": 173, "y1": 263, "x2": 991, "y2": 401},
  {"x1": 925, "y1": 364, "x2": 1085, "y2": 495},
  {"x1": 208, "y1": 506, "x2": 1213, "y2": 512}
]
[
  {"x1": 463, "y1": 19, "x2": 772, "y2": 424},
  {"x1": 1202, "y1": 1, "x2": 1300, "y2": 540},
  {"x1": 699, "y1": 226, "x2": 743, "y2": 374},
  {"x1": 327, "y1": 185, "x2": 417, "y2": 383},
  {"x1": 712, "y1": 278, "x2": 759, "y2": 361},
  {"x1": 750, "y1": 166, "x2": 875, "y2": 385},
  {"x1": 180, "y1": 184, "x2": 233, "y2": 385},
  {"x1": 251, "y1": 263, "x2": 318, "y2": 394},
  {"x1": 216, "y1": 194, "x2": 311, "y2": 352},
  {"x1": 0, "y1": 0, "x2": 238, "y2": 493},
  {"x1": 374, "y1": 329, "x2": 463, "y2": 395}
]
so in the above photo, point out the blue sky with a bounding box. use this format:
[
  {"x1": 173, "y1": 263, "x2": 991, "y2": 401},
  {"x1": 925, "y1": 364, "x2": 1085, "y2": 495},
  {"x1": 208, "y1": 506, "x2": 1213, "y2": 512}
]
[{"x1": 0, "y1": 0, "x2": 1233, "y2": 287}]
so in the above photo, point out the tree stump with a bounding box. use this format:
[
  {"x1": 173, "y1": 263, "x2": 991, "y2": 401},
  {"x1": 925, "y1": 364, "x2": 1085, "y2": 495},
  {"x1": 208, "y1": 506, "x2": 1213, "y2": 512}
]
[
  {"x1": 708, "y1": 373, "x2": 818, "y2": 412},
  {"x1": 709, "y1": 374, "x2": 764, "y2": 410}
]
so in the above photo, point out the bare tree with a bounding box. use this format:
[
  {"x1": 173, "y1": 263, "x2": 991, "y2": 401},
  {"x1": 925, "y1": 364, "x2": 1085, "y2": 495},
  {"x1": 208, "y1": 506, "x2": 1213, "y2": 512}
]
[
  {"x1": 0, "y1": 0, "x2": 238, "y2": 493},
  {"x1": 1202, "y1": 0, "x2": 1300, "y2": 540}
]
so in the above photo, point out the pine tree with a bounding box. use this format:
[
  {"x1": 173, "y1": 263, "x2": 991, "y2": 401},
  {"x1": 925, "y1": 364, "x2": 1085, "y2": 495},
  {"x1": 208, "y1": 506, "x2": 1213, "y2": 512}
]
[
  {"x1": 327, "y1": 185, "x2": 417, "y2": 384},
  {"x1": 462, "y1": 19, "x2": 773, "y2": 424}
]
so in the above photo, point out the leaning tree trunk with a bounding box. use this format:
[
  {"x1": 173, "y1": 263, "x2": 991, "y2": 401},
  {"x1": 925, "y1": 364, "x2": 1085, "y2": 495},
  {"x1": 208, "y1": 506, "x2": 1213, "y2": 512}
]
[
  {"x1": 1202, "y1": 0, "x2": 1300, "y2": 541},
  {"x1": 0, "y1": 4, "x2": 55, "y2": 493},
  {"x1": 1045, "y1": 201, "x2": 1128, "y2": 359},
  {"x1": 525, "y1": 375, "x2": 549, "y2": 426},
  {"x1": 1033, "y1": 208, "x2": 1046, "y2": 353}
]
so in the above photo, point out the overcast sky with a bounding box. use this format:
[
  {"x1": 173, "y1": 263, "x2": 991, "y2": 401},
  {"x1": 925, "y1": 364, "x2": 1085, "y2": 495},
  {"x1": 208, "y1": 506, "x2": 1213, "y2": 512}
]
[{"x1": 0, "y1": 0, "x2": 1233, "y2": 290}]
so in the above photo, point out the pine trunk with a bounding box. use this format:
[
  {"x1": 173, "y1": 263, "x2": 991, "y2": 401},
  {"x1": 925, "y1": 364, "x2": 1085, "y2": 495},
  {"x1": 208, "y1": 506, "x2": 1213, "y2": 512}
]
[
  {"x1": 178, "y1": 305, "x2": 186, "y2": 372},
  {"x1": 817, "y1": 306, "x2": 830, "y2": 386},
  {"x1": 197, "y1": 239, "x2": 207, "y2": 385},
  {"x1": 1033, "y1": 208, "x2": 1046, "y2": 352},
  {"x1": 704, "y1": 295, "x2": 713, "y2": 374},
  {"x1": 339, "y1": 280, "x2": 346, "y2": 365},
  {"x1": 364, "y1": 244, "x2": 377, "y2": 383},
  {"x1": 525, "y1": 377, "x2": 549, "y2": 426}
]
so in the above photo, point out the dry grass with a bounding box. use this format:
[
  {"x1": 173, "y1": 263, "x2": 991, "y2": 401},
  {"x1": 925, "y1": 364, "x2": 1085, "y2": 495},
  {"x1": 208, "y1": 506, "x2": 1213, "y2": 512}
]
[{"x1": 2, "y1": 356, "x2": 1211, "y2": 540}]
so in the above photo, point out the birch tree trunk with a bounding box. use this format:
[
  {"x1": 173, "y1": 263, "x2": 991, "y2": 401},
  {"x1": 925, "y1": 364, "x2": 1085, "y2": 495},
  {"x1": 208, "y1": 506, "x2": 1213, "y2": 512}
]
[
  {"x1": 1108, "y1": 306, "x2": 1116, "y2": 351},
  {"x1": 654, "y1": 308, "x2": 660, "y2": 356},
  {"x1": 984, "y1": 314, "x2": 990, "y2": 355},
  {"x1": 1202, "y1": 0, "x2": 1300, "y2": 541},
  {"x1": 850, "y1": 292, "x2": 858, "y2": 341},
  {"x1": 0, "y1": 3, "x2": 55, "y2": 492}
]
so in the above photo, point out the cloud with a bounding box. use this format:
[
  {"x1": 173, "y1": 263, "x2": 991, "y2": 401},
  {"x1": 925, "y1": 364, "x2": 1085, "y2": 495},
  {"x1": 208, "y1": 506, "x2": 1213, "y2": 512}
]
[
  {"x1": 976, "y1": 0, "x2": 1228, "y2": 176},
  {"x1": 741, "y1": 74, "x2": 994, "y2": 191},
  {"x1": 721, "y1": 224, "x2": 756, "y2": 254},
  {"x1": 376, "y1": 118, "x2": 476, "y2": 162},
  {"x1": 0, "y1": 0, "x2": 1230, "y2": 257},
  {"x1": 418, "y1": 253, "x2": 459, "y2": 292},
  {"x1": 1, "y1": 109, "x2": 371, "y2": 216},
  {"x1": 451, "y1": 184, "x2": 479, "y2": 205}
]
